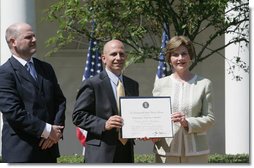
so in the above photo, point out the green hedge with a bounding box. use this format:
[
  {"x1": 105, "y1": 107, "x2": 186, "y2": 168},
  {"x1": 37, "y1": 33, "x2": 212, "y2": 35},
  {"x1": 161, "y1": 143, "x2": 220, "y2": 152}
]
[
  {"x1": 208, "y1": 153, "x2": 249, "y2": 163},
  {"x1": 57, "y1": 153, "x2": 249, "y2": 163},
  {"x1": 0, "y1": 154, "x2": 248, "y2": 163}
]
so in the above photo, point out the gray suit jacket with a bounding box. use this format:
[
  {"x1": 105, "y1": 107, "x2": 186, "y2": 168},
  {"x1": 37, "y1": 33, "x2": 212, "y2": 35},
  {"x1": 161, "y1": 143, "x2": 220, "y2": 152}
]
[{"x1": 73, "y1": 70, "x2": 139, "y2": 163}]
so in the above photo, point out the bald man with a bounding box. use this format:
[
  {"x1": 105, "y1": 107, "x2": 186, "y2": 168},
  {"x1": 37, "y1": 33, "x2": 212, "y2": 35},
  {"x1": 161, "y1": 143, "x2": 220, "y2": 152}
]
[
  {"x1": 0, "y1": 22, "x2": 66, "y2": 163},
  {"x1": 73, "y1": 40, "x2": 139, "y2": 163}
]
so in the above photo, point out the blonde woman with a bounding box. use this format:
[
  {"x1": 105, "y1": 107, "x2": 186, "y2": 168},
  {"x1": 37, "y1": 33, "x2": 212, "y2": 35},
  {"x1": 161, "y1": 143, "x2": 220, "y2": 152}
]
[{"x1": 152, "y1": 36, "x2": 215, "y2": 163}]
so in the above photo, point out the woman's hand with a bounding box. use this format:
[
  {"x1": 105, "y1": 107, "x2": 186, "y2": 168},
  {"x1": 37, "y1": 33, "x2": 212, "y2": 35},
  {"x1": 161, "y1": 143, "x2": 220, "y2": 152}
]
[{"x1": 171, "y1": 112, "x2": 189, "y2": 130}]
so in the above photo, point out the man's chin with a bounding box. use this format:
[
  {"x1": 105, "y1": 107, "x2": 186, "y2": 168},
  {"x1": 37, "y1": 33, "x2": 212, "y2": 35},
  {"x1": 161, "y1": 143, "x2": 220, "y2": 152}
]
[
  {"x1": 30, "y1": 49, "x2": 36, "y2": 54},
  {"x1": 112, "y1": 65, "x2": 120, "y2": 69}
]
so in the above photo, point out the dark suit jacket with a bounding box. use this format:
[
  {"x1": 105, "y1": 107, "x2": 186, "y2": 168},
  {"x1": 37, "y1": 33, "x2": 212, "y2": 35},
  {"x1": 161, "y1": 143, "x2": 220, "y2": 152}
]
[
  {"x1": 73, "y1": 70, "x2": 139, "y2": 163},
  {"x1": 0, "y1": 56, "x2": 66, "y2": 163}
]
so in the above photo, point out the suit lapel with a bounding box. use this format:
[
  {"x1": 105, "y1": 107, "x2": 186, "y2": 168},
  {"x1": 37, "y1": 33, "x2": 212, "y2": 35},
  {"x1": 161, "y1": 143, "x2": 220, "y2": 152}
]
[
  {"x1": 9, "y1": 57, "x2": 39, "y2": 88},
  {"x1": 100, "y1": 71, "x2": 118, "y2": 115},
  {"x1": 123, "y1": 76, "x2": 132, "y2": 96},
  {"x1": 33, "y1": 59, "x2": 43, "y2": 91}
]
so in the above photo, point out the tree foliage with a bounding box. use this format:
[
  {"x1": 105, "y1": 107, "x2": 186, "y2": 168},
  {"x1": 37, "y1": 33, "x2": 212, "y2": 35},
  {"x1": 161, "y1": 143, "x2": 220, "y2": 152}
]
[{"x1": 45, "y1": 0, "x2": 249, "y2": 80}]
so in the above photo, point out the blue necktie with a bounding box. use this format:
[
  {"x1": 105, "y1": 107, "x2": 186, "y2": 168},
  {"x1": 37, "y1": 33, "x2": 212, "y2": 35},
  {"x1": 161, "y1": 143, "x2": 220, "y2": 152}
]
[{"x1": 26, "y1": 61, "x2": 37, "y2": 80}]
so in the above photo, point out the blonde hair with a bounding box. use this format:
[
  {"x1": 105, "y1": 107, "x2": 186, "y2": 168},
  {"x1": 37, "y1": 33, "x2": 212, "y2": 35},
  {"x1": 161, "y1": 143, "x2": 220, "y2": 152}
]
[{"x1": 166, "y1": 36, "x2": 195, "y2": 63}]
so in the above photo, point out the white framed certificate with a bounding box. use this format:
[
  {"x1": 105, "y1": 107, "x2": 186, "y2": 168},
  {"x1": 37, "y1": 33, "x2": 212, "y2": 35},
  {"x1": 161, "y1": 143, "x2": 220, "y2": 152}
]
[{"x1": 119, "y1": 96, "x2": 173, "y2": 139}]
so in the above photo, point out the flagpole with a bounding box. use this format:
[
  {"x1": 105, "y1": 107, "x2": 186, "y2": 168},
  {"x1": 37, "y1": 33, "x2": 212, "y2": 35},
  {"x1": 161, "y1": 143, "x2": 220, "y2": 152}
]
[{"x1": 76, "y1": 20, "x2": 103, "y2": 156}]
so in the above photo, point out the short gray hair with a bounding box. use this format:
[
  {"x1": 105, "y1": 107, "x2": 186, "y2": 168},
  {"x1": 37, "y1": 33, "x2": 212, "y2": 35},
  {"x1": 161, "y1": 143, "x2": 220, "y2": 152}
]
[{"x1": 5, "y1": 23, "x2": 20, "y2": 48}]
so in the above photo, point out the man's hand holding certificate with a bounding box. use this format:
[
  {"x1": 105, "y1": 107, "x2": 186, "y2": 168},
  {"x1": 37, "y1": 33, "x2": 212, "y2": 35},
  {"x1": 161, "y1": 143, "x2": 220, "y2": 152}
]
[{"x1": 119, "y1": 97, "x2": 173, "y2": 139}]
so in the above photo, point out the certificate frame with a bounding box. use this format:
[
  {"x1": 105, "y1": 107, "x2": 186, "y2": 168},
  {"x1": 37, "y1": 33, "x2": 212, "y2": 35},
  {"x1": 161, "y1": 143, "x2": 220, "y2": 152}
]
[{"x1": 119, "y1": 96, "x2": 173, "y2": 139}]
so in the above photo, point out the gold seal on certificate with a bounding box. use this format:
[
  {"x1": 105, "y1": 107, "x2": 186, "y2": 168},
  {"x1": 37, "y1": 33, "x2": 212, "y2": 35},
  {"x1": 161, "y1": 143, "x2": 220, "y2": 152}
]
[{"x1": 119, "y1": 96, "x2": 173, "y2": 139}]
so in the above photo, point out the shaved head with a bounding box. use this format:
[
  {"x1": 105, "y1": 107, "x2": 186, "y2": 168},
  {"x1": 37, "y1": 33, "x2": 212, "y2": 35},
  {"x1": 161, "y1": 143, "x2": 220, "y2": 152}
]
[
  {"x1": 103, "y1": 39, "x2": 124, "y2": 55},
  {"x1": 101, "y1": 39, "x2": 127, "y2": 76}
]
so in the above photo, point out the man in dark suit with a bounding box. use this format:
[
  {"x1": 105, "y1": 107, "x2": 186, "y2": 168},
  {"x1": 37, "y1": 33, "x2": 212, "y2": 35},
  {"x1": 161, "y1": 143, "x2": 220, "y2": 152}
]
[
  {"x1": 0, "y1": 22, "x2": 66, "y2": 163},
  {"x1": 73, "y1": 39, "x2": 139, "y2": 163}
]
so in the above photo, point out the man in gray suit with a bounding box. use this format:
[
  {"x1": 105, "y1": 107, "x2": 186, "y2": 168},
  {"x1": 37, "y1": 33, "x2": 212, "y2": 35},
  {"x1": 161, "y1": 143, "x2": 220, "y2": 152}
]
[
  {"x1": 73, "y1": 39, "x2": 139, "y2": 163},
  {"x1": 0, "y1": 22, "x2": 66, "y2": 163}
]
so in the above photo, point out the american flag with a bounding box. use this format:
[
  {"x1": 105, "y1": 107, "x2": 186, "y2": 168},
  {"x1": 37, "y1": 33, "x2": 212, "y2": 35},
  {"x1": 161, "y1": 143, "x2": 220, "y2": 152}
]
[
  {"x1": 156, "y1": 30, "x2": 169, "y2": 79},
  {"x1": 76, "y1": 24, "x2": 103, "y2": 155},
  {"x1": 83, "y1": 40, "x2": 103, "y2": 80}
]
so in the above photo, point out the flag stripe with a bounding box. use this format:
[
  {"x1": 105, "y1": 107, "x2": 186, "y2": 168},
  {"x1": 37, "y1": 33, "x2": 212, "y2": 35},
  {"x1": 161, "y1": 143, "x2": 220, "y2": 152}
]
[{"x1": 76, "y1": 128, "x2": 87, "y2": 145}]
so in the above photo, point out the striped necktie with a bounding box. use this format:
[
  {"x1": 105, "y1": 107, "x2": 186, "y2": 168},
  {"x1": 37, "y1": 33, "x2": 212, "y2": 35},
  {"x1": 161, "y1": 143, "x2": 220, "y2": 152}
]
[{"x1": 26, "y1": 61, "x2": 37, "y2": 80}]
